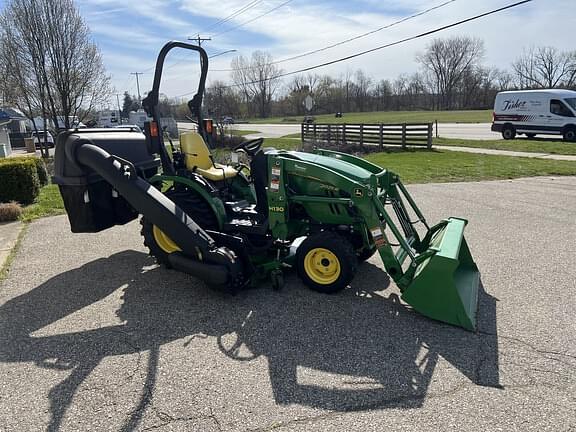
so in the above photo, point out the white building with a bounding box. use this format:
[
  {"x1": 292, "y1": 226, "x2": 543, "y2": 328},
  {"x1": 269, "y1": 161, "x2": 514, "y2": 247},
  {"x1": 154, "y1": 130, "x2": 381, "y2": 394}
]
[
  {"x1": 0, "y1": 120, "x2": 12, "y2": 157},
  {"x1": 129, "y1": 109, "x2": 151, "y2": 129},
  {"x1": 97, "y1": 110, "x2": 121, "y2": 128}
]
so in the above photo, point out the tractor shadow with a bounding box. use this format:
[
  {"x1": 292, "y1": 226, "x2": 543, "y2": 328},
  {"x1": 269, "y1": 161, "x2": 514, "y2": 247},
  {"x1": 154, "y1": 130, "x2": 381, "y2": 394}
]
[{"x1": 0, "y1": 251, "x2": 499, "y2": 431}]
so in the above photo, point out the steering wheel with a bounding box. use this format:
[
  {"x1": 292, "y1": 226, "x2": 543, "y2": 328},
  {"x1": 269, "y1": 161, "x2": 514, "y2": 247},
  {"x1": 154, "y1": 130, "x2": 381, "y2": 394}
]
[{"x1": 233, "y1": 138, "x2": 263, "y2": 157}]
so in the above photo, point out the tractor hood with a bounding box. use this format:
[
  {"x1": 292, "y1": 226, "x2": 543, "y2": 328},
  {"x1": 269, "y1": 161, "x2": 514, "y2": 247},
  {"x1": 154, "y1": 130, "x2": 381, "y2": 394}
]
[{"x1": 283, "y1": 151, "x2": 373, "y2": 183}]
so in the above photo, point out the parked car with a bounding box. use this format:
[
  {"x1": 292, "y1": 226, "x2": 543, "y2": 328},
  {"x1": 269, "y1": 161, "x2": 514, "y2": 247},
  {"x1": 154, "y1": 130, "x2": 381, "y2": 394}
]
[
  {"x1": 491, "y1": 89, "x2": 576, "y2": 141},
  {"x1": 32, "y1": 131, "x2": 54, "y2": 148},
  {"x1": 303, "y1": 115, "x2": 316, "y2": 123},
  {"x1": 222, "y1": 116, "x2": 235, "y2": 125},
  {"x1": 114, "y1": 124, "x2": 143, "y2": 133}
]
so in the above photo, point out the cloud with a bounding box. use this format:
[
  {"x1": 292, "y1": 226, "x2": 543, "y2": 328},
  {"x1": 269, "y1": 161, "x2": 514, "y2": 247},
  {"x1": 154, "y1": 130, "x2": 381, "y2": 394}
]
[{"x1": 82, "y1": 0, "x2": 575, "y2": 105}]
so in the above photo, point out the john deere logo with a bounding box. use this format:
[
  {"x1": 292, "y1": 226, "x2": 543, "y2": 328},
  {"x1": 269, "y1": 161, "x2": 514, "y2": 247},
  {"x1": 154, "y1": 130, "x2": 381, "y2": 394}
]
[{"x1": 294, "y1": 164, "x2": 307, "y2": 172}]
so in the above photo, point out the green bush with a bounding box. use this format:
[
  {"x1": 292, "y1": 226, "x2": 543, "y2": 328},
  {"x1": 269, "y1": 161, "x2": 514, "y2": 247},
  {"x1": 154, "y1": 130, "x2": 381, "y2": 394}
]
[
  {"x1": 0, "y1": 158, "x2": 40, "y2": 205},
  {"x1": 32, "y1": 158, "x2": 49, "y2": 186},
  {"x1": 0, "y1": 156, "x2": 49, "y2": 186}
]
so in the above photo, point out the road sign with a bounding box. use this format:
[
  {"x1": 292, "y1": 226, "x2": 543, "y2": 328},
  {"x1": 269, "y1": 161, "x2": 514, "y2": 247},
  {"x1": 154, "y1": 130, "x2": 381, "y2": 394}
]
[{"x1": 303, "y1": 95, "x2": 314, "y2": 112}]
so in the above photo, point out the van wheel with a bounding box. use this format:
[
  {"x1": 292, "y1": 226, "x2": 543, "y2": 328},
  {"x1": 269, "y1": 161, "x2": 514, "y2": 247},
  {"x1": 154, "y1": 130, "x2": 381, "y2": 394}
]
[
  {"x1": 502, "y1": 125, "x2": 516, "y2": 140},
  {"x1": 563, "y1": 127, "x2": 576, "y2": 142},
  {"x1": 526, "y1": 133, "x2": 536, "y2": 139}
]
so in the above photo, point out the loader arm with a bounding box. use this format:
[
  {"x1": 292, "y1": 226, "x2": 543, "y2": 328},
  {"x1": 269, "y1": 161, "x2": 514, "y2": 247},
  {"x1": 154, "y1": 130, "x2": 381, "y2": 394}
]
[{"x1": 270, "y1": 151, "x2": 480, "y2": 331}]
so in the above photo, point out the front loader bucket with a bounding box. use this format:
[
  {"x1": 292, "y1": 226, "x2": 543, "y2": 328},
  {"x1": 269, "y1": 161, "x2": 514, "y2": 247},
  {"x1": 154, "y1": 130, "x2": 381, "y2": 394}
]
[{"x1": 401, "y1": 218, "x2": 480, "y2": 331}]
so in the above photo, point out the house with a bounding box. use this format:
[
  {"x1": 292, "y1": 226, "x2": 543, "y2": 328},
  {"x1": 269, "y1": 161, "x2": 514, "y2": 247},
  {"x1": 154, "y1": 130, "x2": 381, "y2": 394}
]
[{"x1": 0, "y1": 107, "x2": 27, "y2": 148}]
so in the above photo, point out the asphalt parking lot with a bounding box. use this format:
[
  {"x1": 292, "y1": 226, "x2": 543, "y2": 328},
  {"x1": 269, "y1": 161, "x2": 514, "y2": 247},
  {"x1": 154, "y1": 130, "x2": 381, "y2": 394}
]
[{"x1": 1, "y1": 177, "x2": 575, "y2": 432}]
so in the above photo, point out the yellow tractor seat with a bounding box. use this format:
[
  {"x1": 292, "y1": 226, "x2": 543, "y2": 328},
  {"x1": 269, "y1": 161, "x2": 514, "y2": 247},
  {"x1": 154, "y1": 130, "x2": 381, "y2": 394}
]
[{"x1": 180, "y1": 132, "x2": 238, "y2": 182}]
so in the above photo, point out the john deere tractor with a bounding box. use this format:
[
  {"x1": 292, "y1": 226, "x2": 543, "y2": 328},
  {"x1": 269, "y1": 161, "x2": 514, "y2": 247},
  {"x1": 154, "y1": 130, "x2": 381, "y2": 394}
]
[{"x1": 53, "y1": 42, "x2": 480, "y2": 331}]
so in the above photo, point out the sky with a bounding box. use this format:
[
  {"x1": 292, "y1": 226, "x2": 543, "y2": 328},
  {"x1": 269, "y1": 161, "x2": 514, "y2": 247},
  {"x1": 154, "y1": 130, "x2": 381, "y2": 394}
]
[{"x1": 6, "y1": 0, "x2": 576, "y2": 107}]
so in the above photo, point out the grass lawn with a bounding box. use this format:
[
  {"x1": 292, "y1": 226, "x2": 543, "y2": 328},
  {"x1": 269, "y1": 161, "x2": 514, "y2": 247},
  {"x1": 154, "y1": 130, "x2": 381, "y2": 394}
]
[
  {"x1": 20, "y1": 183, "x2": 65, "y2": 222},
  {"x1": 231, "y1": 138, "x2": 576, "y2": 183},
  {"x1": 365, "y1": 149, "x2": 576, "y2": 184},
  {"x1": 435, "y1": 137, "x2": 576, "y2": 156},
  {"x1": 16, "y1": 139, "x2": 576, "y2": 222},
  {"x1": 246, "y1": 109, "x2": 492, "y2": 125}
]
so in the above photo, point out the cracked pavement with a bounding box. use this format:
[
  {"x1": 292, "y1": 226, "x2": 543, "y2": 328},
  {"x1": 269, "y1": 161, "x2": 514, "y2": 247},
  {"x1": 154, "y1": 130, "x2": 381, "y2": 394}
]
[{"x1": 1, "y1": 176, "x2": 575, "y2": 431}]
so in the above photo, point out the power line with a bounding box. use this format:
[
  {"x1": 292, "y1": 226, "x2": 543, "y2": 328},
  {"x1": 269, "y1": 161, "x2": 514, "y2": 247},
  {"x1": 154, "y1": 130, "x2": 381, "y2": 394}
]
[
  {"x1": 117, "y1": 74, "x2": 133, "y2": 93},
  {"x1": 210, "y1": 0, "x2": 457, "y2": 72},
  {"x1": 211, "y1": 0, "x2": 295, "y2": 37},
  {"x1": 201, "y1": 0, "x2": 264, "y2": 33},
  {"x1": 177, "y1": 0, "x2": 533, "y2": 97},
  {"x1": 273, "y1": 0, "x2": 457, "y2": 66}
]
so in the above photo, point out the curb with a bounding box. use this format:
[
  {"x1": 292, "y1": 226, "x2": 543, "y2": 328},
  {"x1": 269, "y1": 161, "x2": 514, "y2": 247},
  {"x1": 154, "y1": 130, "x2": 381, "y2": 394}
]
[
  {"x1": 0, "y1": 221, "x2": 25, "y2": 277},
  {"x1": 434, "y1": 145, "x2": 576, "y2": 161}
]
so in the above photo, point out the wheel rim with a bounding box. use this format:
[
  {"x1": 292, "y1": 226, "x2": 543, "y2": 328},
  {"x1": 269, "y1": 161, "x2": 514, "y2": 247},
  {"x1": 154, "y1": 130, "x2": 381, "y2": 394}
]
[
  {"x1": 304, "y1": 248, "x2": 341, "y2": 285},
  {"x1": 567, "y1": 130, "x2": 576, "y2": 141},
  {"x1": 152, "y1": 226, "x2": 181, "y2": 253}
]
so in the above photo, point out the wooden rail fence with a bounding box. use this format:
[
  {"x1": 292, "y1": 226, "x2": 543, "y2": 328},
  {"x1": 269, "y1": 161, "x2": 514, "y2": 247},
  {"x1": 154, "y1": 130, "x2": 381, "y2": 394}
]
[{"x1": 301, "y1": 122, "x2": 433, "y2": 149}]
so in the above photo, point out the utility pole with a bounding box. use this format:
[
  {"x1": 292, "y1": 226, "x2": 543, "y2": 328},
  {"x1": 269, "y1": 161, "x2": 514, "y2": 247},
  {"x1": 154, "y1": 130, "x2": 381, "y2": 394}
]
[
  {"x1": 187, "y1": 35, "x2": 212, "y2": 79},
  {"x1": 130, "y1": 72, "x2": 144, "y2": 103},
  {"x1": 115, "y1": 94, "x2": 122, "y2": 125},
  {"x1": 187, "y1": 34, "x2": 211, "y2": 46}
]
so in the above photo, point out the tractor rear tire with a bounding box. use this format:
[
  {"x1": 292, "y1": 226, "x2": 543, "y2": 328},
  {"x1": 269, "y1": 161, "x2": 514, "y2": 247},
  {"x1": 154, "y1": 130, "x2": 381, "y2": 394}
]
[
  {"x1": 141, "y1": 218, "x2": 174, "y2": 268},
  {"x1": 296, "y1": 232, "x2": 357, "y2": 294},
  {"x1": 141, "y1": 188, "x2": 219, "y2": 267}
]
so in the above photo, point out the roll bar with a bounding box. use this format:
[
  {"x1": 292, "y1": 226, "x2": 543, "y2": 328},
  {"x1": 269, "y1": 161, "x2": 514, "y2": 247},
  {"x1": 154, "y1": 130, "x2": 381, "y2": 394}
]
[{"x1": 141, "y1": 41, "x2": 209, "y2": 175}]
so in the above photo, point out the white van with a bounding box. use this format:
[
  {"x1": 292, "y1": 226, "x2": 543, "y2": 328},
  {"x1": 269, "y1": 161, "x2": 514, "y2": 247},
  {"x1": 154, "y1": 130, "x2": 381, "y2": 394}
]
[{"x1": 491, "y1": 89, "x2": 576, "y2": 141}]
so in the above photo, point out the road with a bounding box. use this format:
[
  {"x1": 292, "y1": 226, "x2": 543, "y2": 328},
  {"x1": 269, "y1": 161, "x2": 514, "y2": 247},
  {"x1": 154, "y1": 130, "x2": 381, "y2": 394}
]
[
  {"x1": 180, "y1": 121, "x2": 565, "y2": 141},
  {"x1": 1, "y1": 177, "x2": 575, "y2": 431}
]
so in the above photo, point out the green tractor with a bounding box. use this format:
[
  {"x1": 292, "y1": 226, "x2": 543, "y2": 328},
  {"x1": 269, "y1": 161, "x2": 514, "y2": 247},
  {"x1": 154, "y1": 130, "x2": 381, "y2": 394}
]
[{"x1": 54, "y1": 42, "x2": 480, "y2": 331}]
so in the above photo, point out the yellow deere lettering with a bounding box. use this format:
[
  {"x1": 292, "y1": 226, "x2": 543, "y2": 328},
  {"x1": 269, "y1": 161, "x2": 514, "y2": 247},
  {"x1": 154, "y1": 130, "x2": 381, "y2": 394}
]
[{"x1": 269, "y1": 206, "x2": 285, "y2": 212}]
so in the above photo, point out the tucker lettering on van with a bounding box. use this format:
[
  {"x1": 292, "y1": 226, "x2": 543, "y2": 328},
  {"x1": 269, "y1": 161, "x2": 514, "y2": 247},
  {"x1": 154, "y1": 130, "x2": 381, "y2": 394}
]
[{"x1": 502, "y1": 99, "x2": 527, "y2": 111}]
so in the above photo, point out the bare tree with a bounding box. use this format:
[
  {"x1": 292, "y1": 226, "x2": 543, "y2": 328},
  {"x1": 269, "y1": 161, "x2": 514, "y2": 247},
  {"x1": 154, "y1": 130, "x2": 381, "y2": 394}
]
[
  {"x1": 416, "y1": 36, "x2": 484, "y2": 110},
  {"x1": 230, "y1": 51, "x2": 282, "y2": 118},
  {"x1": 353, "y1": 69, "x2": 372, "y2": 112},
  {"x1": 284, "y1": 74, "x2": 321, "y2": 115},
  {"x1": 0, "y1": 1, "x2": 51, "y2": 155},
  {"x1": 372, "y1": 79, "x2": 392, "y2": 111},
  {"x1": 494, "y1": 69, "x2": 515, "y2": 91},
  {"x1": 392, "y1": 75, "x2": 409, "y2": 110},
  {"x1": 205, "y1": 80, "x2": 242, "y2": 119},
  {"x1": 0, "y1": 0, "x2": 111, "y2": 138},
  {"x1": 512, "y1": 46, "x2": 576, "y2": 89}
]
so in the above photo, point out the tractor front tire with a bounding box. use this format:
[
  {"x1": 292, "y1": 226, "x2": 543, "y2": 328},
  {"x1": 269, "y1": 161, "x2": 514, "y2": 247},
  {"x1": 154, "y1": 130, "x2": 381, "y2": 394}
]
[{"x1": 296, "y1": 232, "x2": 357, "y2": 294}]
